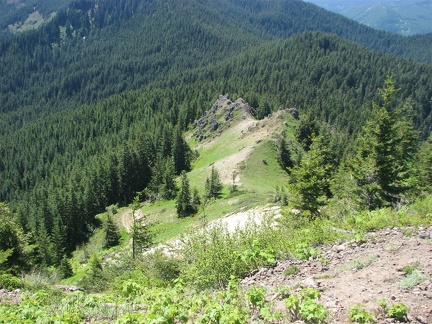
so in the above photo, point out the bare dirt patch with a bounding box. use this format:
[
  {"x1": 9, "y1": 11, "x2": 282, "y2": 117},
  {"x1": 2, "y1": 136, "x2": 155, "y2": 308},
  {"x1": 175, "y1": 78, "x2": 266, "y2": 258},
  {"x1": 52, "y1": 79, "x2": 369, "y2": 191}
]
[{"x1": 241, "y1": 226, "x2": 432, "y2": 323}]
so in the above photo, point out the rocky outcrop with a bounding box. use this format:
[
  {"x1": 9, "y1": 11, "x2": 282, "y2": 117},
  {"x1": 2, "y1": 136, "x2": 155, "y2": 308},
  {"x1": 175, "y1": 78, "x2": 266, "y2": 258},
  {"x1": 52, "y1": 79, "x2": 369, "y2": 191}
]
[{"x1": 193, "y1": 95, "x2": 254, "y2": 141}]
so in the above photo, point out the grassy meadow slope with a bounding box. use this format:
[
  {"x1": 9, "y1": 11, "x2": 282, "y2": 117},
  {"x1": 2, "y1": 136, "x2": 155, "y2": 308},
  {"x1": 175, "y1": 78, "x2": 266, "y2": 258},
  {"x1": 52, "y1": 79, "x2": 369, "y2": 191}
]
[{"x1": 135, "y1": 95, "x2": 293, "y2": 243}]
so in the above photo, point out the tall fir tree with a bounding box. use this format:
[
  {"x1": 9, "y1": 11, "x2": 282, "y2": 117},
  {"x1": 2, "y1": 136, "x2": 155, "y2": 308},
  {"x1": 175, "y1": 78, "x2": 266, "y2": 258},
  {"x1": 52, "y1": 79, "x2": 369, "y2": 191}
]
[
  {"x1": 50, "y1": 218, "x2": 66, "y2": 266},
  {"x1": 176, "y1": 171, "x2": 195, "y2": 217},
  {"x1": 289, "y1": 135, "x2": 333, "y2": 218},
  {"x1": 172, "y1": 124, "x2": 191, "y2": 174},
  {"x1": 205, "y1": 166, "x2": 223, "y2": 199},
  {"x1": 351, "y1": 77, "x2": 419, "y2": 209},
  {"x1": 104, "y1": 214, "x2": 120, "y2": 249},
  {"x1": 161, "y1": 158, "x2": 177, "y2": 200},
  {"x1": 277, "y1": 135, "x2": 293, "y2": 171},
  {"x1": 130, "y1": 195, "x2": 153, "y2": 259}
]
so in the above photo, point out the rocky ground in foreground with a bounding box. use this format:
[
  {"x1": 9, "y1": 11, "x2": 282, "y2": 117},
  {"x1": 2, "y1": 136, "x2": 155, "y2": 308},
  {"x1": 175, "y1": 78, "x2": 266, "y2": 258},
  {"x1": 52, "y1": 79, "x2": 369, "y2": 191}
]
[{"x1": 242, "y1": 226, "x2": 432, "y2": 323}]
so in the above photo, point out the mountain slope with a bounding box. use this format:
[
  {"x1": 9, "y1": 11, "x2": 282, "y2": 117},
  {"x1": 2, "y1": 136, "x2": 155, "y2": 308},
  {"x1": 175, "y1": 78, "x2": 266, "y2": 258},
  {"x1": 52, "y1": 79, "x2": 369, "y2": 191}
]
[
  {"x1": 1, "y1": 0, "x2": 432, "y2": 257},
  {"x1": 0, "y1": 0, "x2": 73, "y2": 38},
  {"x1": 1, "y1": 0, "x2": 431, "y2": 136},
  {"x1": 306, "y1": 0, "x2": 432, "y2": 35}
]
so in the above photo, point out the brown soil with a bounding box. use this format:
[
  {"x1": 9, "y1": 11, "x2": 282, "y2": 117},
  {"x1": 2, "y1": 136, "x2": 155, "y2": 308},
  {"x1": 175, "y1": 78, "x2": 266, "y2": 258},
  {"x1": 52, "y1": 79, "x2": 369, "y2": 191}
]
[{"x1": 241, "y1": 226, "x2": 432, "y2": 323}]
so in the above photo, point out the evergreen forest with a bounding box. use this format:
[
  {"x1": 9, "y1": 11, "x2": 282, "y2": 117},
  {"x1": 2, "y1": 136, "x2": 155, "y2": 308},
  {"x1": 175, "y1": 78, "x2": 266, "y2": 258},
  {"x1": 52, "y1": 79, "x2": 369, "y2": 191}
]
[{"x1": 0, "y1": 0, "x2": 432, "y2": 322}]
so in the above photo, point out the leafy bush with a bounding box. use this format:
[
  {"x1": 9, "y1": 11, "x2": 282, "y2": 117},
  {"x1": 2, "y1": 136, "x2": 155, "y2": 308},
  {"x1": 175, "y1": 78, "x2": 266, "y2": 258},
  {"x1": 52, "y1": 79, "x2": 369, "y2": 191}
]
[
  {"x1": 0, "y1": 272, "x2": 21, "y2": 290},
  {"x1": 348, "y1": 303, "x2": 375, "y2": 323},
  {"x1": 239, "y1": 239, "x2": 275, "y2": 269},
  {"x1": 246, "y1": 286, "x2": 266, "y2": 310},
  {"x1": 179, "y1": 219, "x2": 280, "y2": 289},
  {"x1": 285, "y1": 288, "x2": 327, "y2": 324},
  {"x1": 387, "y1": 303, "x2": 408, "y2": 321},
  {"x1": 294, "y1": 242, "x2": 318, "y2": 260}
]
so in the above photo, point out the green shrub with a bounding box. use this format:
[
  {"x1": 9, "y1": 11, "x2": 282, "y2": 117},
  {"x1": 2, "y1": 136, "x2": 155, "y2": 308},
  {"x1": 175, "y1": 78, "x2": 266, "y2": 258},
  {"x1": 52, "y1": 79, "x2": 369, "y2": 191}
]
[
  {"x1": 294, "y1": 242, "x2": 318, "y2": 260},
  {"x1": 401, "y1": 263, "x2": 420, "y2": 276},
  {"x1": 387, "y1": 303, "x2": 408, "y2": 321},
  {"x1": 400, "y1": 269, "x2": 428, "y2": 289},
  {"x1": 179, "y1": 219, "x2": 280, "y2": 289},
  {"x1": 239, "y1": 239, "x2": 275, "y2": 269},
  {"x1": 246, "y1": 286, "x2": 266, "y2": 310},
  {"x1": 138, "y1": 249, "x2": 181, "y2": 286},
  {"x1": 0, "y1": 272, "x2": 21, "y2": 290},
  {"x1": 348, "y1": 303, "x2": 375, "y2": 323},
  {"x1": 285, "y1": 288, "x2": 327, "y2": 324}
]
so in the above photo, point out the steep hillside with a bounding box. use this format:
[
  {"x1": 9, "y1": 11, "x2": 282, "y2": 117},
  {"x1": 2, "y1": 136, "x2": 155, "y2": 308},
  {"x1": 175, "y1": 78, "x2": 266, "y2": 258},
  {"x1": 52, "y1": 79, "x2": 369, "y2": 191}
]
[
  {"x1": 1, "y1": 0, "x2": 432, "y2": 135},
  {"x1": 189, "y1": 95, "x2": 291, "y2": 190},
  {"x1": 241, "y1": 226, "x2": 432, "y2": 323},
  {"x1": 1, "y1": 72, "x2": 432, "y2": 323},
  {"x1": 116, "y1": 95, "x2": 292, "y2": 243}
]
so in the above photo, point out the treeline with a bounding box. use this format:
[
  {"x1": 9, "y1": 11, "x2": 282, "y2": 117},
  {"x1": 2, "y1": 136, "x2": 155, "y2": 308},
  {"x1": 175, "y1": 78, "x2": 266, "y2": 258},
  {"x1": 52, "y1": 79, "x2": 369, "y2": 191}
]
[
  {"x1": 0, "y1": 0, "x2": 262, "y2": 135},
  {"x1": 167, "y1": 32, "x2": 432, "y2": 136}
]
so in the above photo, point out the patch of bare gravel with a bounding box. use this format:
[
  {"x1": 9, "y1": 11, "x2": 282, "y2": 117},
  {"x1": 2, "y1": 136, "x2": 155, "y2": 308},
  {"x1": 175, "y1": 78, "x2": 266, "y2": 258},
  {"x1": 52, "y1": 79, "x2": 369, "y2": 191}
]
[{"x1": 241, "y1": 226, "x2": 432, "y2": 323}]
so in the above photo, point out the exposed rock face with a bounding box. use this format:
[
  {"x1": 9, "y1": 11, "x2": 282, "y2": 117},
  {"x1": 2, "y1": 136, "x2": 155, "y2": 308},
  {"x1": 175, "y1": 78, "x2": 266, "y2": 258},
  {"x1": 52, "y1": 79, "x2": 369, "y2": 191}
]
[{"x1": 193, "y1": 95, "x2": 254, "y2": 141}]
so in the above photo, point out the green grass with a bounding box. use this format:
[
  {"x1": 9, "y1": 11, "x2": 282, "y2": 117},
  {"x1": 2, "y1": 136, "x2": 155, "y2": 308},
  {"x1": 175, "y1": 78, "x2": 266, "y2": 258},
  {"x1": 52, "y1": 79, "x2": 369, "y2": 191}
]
[
  {"x1": 241, "y1": 140, "x2": 289, "y2": 195},
  {"x1": 337, "y1": 254, "x2": 378, "y2": 272},
  {"x1": 400, "y1": 269, "x2": 428, "y2": 290}
]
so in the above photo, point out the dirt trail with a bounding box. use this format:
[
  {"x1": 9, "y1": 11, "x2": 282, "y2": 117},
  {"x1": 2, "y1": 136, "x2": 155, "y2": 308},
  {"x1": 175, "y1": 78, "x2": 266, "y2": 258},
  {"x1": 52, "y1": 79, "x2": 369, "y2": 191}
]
[
  {"x1": 241, "y1": 226, "x2": 432, "y2": 323},
  {"x1": 118, "y1": 208, "x2": 143, "y2": 233}
]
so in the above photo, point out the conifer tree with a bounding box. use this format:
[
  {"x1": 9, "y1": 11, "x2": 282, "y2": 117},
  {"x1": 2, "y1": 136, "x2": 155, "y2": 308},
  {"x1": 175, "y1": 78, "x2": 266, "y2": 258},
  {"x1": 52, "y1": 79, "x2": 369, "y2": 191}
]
[
  {"x1": 277, "y1": 135, "x2": 293, "y2": 171},
  {"x1": 205, "y1": 166, "x2": 223, "y2": 199},
  {"x1": 289, "y1": 135, "x2": 332, "y2": 218},
  {"x1": 130, "y1": 195, "x2": 153, "y2": 259},
  {"x1": 59, "y1": 254, "x2": 73, "y2": 279},
  {"x1": 50, "y1": 218, "x2": 66, "y2": 266},
  {"x1": 351, "y1": 77, "x2": 419, "y2": 209},
  {"x1": 37, "y1": 221, "x2": 52, "y2": 266},
  {"x1": 176, "y1": 171, "x2": 195, "y2": 217},
  {"x1": 416, "y1": 135, "x2": 432, "y2": 191},
  {"x1": 104, "y1": 214, "x2": 120, "y2": 249},
  {"x1": 192, "y1": 187, "x2": 201, "y2": 207},
  {"x1": 0, "y1": 203, "x2": 32, "y2": 271},
  {"x1": 172, "y1": 124, "x2": 191, "y2": 174},
  {"x1": 161, "y1": 158, "x2": 177, "y2": 200}
]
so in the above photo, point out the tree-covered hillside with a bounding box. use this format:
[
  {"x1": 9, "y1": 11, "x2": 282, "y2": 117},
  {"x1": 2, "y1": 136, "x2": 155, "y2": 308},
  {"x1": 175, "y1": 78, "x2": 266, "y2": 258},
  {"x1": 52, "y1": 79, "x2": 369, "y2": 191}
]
[
  {"x1": 0, "y1": 0, "x2": 73, "y2": 39},
  {"x1": 0, "y1": 0, "x2": 432, "y2": 271},
  {"x1": 1, "y1": 0, "x2": 432, "y2": 136}
]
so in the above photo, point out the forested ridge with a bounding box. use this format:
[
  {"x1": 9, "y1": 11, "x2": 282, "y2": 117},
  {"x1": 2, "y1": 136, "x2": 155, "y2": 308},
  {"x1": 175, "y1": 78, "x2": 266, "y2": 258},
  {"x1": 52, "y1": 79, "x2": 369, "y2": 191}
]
[
  {"x1": 1, "y1": 0, "x2": 432, "y2": 135},
  {"x1": 1, "y1": 0, "x2": 432, "y2": 275}
]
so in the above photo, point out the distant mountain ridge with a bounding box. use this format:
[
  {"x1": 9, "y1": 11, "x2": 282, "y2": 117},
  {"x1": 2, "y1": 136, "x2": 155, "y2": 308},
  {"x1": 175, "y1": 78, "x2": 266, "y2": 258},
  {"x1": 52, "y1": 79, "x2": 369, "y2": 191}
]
[{"x1": 306, "y1": 0, "x2": 432, "y2": 35}]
